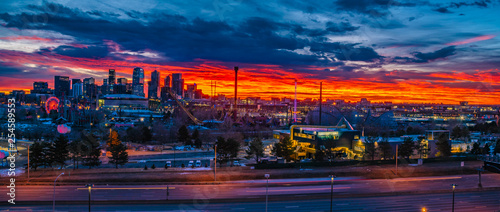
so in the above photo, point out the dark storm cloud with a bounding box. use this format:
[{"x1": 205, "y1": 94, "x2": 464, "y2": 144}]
[
  {"x1": 434, "y1": 7, "x2": 453, "y2": 13},
  {"x1": 0, "y1": 2, "x2": 382, "y2": 70},
  {"x1": 52, "y1": 45, "x2": 109, "y2": 59},
  {"x1": 413, "y1": 46, "x2": 457, "y2": 62},
  {"x1": 336, "y1": 0, "x2": 417, "y2": 17}
]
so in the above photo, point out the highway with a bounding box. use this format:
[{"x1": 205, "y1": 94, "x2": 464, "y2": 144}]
[
  {"x1": 2, "y1": 174, "x2": 500, "y2": 211},
  {"x1": 3, "y1": 174, "x2": 500, "y2": 202},
  {"x1": 4, "y1": 191, "x2": 500, "y2": 211}
]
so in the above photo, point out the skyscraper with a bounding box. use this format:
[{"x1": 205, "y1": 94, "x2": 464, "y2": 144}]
[
  {"x1": 108, "y1": 69, "x2": 116, "y2": 85},
  {"x1": 164, "y1": 75, "x2": 171, "y2": 88},
  {"x1": 83, "y1": 77, "x2": 96, "y2": 98},
  {"x1": 32, "y1": 81, "x2": 52, "y2": 94},
  {"x1": 132, "y1": 67, "x2": 145, "y2": 97},
  {"x1": 117, "y1": 78, "x2": 127, "y2": 84},
  {"x1": 161, "y1": 75, "x2": 172, "y2": 101},
  {"x1": 171, "y1": 73, "x2": 184, "y2": 98},
  {"x1": 54, "y1": 76, "x2": 70, "y2": 97},
  {"x1": 148, "y1": 70, "x2": 160, "y2": 99},
  {"x1": 72, "y1": 82, "x2": 83, "y2": 97},
  {"x1": 72, "y1": 79, "x2": 82, "y2": 86}
]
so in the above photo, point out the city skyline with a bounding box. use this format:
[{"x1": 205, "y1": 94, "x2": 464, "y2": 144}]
[{"x1": 0, "y1": 1, "x2": 499, "y2": 104}]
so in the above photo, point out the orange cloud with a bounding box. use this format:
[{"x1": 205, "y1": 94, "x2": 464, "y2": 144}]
[{"x1": 0, "y1": 50, "x2": 499, "y2": 105}]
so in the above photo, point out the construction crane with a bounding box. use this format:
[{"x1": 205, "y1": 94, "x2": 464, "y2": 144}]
[{"x1": 167, "y1": 89, "x2": 203, "y2": 125}]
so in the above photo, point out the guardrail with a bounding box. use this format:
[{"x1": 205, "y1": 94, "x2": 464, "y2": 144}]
[{"x1": 478, "y1": 155, "x2": 500, "y2": 164}]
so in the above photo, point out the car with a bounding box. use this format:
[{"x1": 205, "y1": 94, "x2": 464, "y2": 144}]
[
  {"x1": 233, "y1": 160, "x2": 240, "y2": 166},
  {"x1": 165, "y1": 161, "x2": 172, "y2": 167},
  {"x1": 195, "y1": 160, "x2": 202, "y2": 167},
  {"x1": 188, "y1": 160, "x2": 194, "y2": 167},
  {"x1": 300, "y1": 158, "x2": 312, "y2": 163}
]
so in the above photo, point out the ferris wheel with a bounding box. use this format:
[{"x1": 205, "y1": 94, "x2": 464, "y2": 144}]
[{"x1": 45, "y1": 96, "x2": 60, "y2": 113}]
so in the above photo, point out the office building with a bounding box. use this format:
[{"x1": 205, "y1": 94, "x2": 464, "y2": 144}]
[
  {"x1": 171, "y1": 73, "x2": 184, "y2": 98},
  {"x1": 148, "y1": 70, "x2": 160, "y2": 99},
  {"x1": 72, "y1": 82, "x2": 83, "y2": 97},
  {"x1": 108, "y1": 69, "x2": 116, "y2": 85},
  {"x1": 32, "y1": 82, "x2": 52, "y2": 94},
  {"x1": 83, "y1": 77, "x2": 96, "y2": 98},
  {"x1": 54, "y1": 76, "x2": 70, "y2": 97},
  {"x1": 117, "y1": 78, "x2": 127, "y2": 85},
  {"x1": 132, "y1": 67, "x2": 145, "y2": 97}
]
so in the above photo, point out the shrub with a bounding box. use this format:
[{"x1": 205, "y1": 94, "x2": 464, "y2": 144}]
[
  {"x1": 151, "y1": 164, "x2": 156, "y2": 169},
  {"x1": 181, "y1": 163, "x2": 185, "y2": 168},
  {"x1": 144, "y1": 165, "x2": 148, "y2": 170}
]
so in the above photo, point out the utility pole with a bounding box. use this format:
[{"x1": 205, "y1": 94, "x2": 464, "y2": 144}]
[
  {"x1": 396, "y1": 144, "x2": 398, "y2": 176},
  {"x1": 53, "y1": 172, "x2": 64, "y2": 212},
  {"x1": 214, "y1": 144, "x2": 217, "y2": 181},
  {"x1": 234, "y1": 66, "x2": 238, "y2": 120},
  {"x1": 265, "y1": 174, "x2": 270, "y2": 212},
  {"x1": 319, "y1": 82, "x2": 322, "y2": 125},
  {"x1": 294, "y1": 79, "x2": 297, "y2": 123}
]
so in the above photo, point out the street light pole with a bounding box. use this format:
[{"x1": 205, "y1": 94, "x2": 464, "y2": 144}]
[
  {"x1": 451, "y1": 184, "x2": 457, "y2": 212},
  {"x1": 477, "y1": 167, "x2": 484, "y2": 188},
  {"x1": 265, "y1": 174, "x2": 270, "y2": 212},
  {"x1": 85, "y1": 184, "x2": 93, "y2": 212},
  {"x1": 214, "y1": 144, "x2": 217, "y2": 182},
  {"x1": 330, "y1": 175, "x2": 335, "y2": 212},
  {"x1": 53, "y1": 172, "x2": 64, "y2": 212}
]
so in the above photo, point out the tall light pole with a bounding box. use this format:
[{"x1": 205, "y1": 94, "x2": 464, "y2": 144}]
[
  {"x1": 451, "y1": 184, "x2": 457, "y2": 212},
  {"x1": 477, "y1": 167, "x2": 484, "y2": 188},
  {"x1": 53, "y1": 172, "x2": 64, "y2": 212},
  {"x1": 329, "y1": 175, "x2": 335, "y2": 212},
  {"x1": 319, "y1": 82, "x2": 322, "y2": 125},
  {"x1": 234, "y1": 66, "x2": 238, "y2": 120},
  {"x1": 85, "y1": 184, "x2": 93, "y2": 212},
  {"x1": 294, "y1": 79, "x2": 297, "y2": 123},
  {"x1": 214, "y1": 144, "x2": 217, "y2": 181},
  {"x1": 265, "y1": 174, "x2": 270, "y2": 212},
  {"x1": 395, "y1": 144, "x2": 398, "y2": 176}
]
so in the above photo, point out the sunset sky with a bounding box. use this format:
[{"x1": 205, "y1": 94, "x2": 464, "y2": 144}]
[{"x1": 0, "y1": 0, "x2": 499, "y2": 104}]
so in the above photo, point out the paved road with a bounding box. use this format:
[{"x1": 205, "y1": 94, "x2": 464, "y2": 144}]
[
  {"x1": 4, "y1": 191, "x2": 500, "y2": 211},
  {"x1": 3, "y1": 174, "x2": 500, "y2": 203}
]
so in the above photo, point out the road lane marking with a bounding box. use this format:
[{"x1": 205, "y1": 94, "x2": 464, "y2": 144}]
[
  {"x1": 245, "y1": 186, "x2": 350, "y2": 192},
  {"x1": 76, "y1": 187, "x2": 175, "y2": 190},
  {"x1": 391, "y1": 176, "x2": 462, "y2": 182}
]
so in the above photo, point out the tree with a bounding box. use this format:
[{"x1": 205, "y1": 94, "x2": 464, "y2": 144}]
[
  {"x1": 215, "y1": 137, "x2": 241, "y2": 165},
  {"x1": 246, "y1": 137, "x2": 264, "y2": 163},
  {"x1": 483, "y1": 143, "x2": 490, "y2": 155},
  {"x1": 494, "y1": 139, "x2": 500, "y2": 155},
  {"x1": 377, "y1": 140, "x2": 393, "y2": 160},
  {"x1": 271, "y1": 135, "x2": 295, "y2": 161},
  {"x1": 435, "y1": 133, "x2": 451, "y2": 157},
  {"x1": 178, "y1": 125, "x2": 191, "y2": 146},
  {"x1": 108, "y1": 130, "x2": 128, "y2": 168},
  {"x1": 68, "y1": 140, "x2": 83, "y2": 169},
  {"x1": 41, "y1": 141, "x2": 54, "y2": 168},
  {"x1": 470, "y1": 142, "x2": 481, "y2": 155},
  {"x1": 52, "y1": 134, "x2": 69, "y2": 169},
  {"x1": 451, "y1": 126, "x2": 470, "y2": 140},
  {"x1": 28, "y1": 142, "x2": 44, "y2": 170},
  {"x1": 364, "y1": 136, "x2": 378, "y2": 161},
  {"x1": 81, "y1": 132, "x2": 101, "y2": 169},
  {"x1": 192, "y1": 129, "x2": 202, "y2": 148},
  {"x1": 141, "y1": 126, "x2": 152, "y2": 143},
  {"x1": 398, "y1": 137, "x2": 416, "y2": 159}
]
